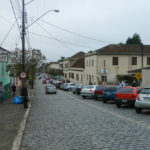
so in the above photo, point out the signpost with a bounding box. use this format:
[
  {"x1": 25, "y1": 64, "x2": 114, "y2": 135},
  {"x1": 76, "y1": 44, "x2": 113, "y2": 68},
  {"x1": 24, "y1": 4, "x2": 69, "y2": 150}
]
[{"x1": 135, "y1": 72, "x2": 142, "y2": 80}]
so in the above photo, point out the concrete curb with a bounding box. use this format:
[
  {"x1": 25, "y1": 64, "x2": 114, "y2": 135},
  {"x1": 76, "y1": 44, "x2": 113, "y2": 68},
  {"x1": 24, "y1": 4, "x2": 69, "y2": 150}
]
[{"x1": 11, "y1": 90, "x2": 34, "y2": 150}]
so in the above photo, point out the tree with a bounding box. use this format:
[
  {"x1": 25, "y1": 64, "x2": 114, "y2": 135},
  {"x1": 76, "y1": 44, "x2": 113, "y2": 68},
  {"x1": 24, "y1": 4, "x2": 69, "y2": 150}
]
[
  {"x1": 8, "y1": 48, "x2": 46, "y2": 79},
  {"x1": 126, "y1": 33, "x2": 142, "y2": 44},
  {"x1": 57, "y1": 56, "x2": 65, "y2": 63}
]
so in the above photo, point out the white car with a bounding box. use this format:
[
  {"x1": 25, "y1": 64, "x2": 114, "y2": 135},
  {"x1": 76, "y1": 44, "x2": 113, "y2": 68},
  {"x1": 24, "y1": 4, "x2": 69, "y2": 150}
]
[
  {"x1": 63, "y1": 83, "x2": 76, "y2": 91},
  {"x1": 80, "y1": 85, "x2": 98, "y2": 99},
  {"x1": 135, "y1": 88, "x2": 150, "y2": 113}
]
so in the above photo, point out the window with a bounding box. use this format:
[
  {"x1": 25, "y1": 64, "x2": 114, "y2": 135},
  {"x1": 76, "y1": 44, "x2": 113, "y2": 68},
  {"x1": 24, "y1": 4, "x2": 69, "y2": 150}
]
[
  {"x1": 71, "y1": 73, "x2": 74, "y2": 79},
  {"x1": 2, "y1": 63, "x2": 4, "y2": 77},
  {"x1": 112, "y1": 57, "x2": 118, "y2": 65},
  {"x1": 89, "y1": 60, "x2": 91, "y2": 67},
  {"x1": 101, "y1": 76, "x2": 107, "y2": 82},
  {"x1": 87, "y1": 60, "x2": 88, "y2": 67},
  {"x1": 118, "y1": 88, "x2": 133, "y2": 93},
  {"x1": 92, "y1": 60, "x2": 94, "y2": 66},
  {"x1": 76, "y1": 74, "x2": 79, "y2": 81},
  {"x1": 147, "y1": 57, "x2": 150, "y2": 65},
  {"x1": 87, "y1": 74, "x2": 88, "y2": 81},
  {"x1": 81, "y1": 74, "x2": 83, "y2": 82},
  {"x1": 132, "y1": 57, "x2": 137, "y2": 65}
]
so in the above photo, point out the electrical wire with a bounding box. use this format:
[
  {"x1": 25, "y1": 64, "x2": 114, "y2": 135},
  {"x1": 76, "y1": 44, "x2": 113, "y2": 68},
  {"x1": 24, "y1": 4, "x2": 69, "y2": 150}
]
[
  {"x1": 40, "y1": 19, "x2": 112, "y2": 44},
  {"x1": 0, "y1": 20, "x2": 17, "y2": 47},
  {"x1": 36, "y1": 22, "x2": 96, "y2": 49},
  {"x1": 36, "y1": 22, "x2": 76, "y2": 52},
  {"x1": 10, "y1": 0, "x2": 21, "y2": 37}
]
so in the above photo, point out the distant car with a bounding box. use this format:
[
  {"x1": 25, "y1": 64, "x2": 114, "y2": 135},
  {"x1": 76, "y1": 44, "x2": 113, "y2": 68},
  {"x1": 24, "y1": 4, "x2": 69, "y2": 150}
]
[
  {"x1": 102, "y1": 86, "x2": 122, "y2": 103},
  {"x1": 45, "y1": 85, "x2": 57, "y2": 94},
  {"x1": 42, "y1": 80, "x2": 47, "y2": 84},
  {"x1": 81, "y1": 85, "x2": 98, "y2": 99},
  {"x1": 63, "y1": 83, "x2": 76, "y2": 91},
  {"x1": 115, "y1": 87, "x2": 142, "y2": 107},
  {"x1": 135, "y1": 88, "x2": 150, "y2": 113},
  {"x1": 94, "y1": 86, "x2": 106, "y2": 100}
]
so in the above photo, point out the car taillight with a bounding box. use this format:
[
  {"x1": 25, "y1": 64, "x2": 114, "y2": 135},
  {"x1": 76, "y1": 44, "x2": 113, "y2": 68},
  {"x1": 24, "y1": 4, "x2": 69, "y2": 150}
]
[
  {"x1": 89, "y1": 89, "x2": 94, "y2": 92},
  {"x1": 131, "y1": 94, "x2": 136, "y2": 99}
]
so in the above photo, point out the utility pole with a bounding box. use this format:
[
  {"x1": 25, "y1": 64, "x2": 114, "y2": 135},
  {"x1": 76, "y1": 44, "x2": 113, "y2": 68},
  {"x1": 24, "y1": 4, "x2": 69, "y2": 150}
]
[
  {"x1": 22, "y1": 0, "x2": 25, "y2": 87},
  {"x1": 141, "y1": 43, "x2": 144, "y2": 69}
]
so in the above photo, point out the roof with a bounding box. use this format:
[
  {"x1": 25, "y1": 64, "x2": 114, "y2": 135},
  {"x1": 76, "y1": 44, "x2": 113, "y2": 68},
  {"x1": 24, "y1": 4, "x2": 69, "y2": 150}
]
[
  {"x1": 0, "y1": 47, "x2": 10, "y2": 53},
  {"x1": 95, "y1": 44, "x2": 150, "y2": 55},
  {"x1": 70, "y1": 51, "x2": 85, "y2": 59},
  {"x1": 128, "y1": 66, "x2": 150, "y2": 73},
  {"x1": 72, "y1": 58, "x2": 85, "y2": 68}
]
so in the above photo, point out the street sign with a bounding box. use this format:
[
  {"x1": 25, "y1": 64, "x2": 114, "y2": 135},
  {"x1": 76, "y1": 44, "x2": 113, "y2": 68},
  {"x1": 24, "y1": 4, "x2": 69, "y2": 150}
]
[
  {"x1": 135, "y1": 72, "x2": 142, "y2": 80},
  {"x1": 20, "y1": 72, "x2": 26, "y2": 79}
]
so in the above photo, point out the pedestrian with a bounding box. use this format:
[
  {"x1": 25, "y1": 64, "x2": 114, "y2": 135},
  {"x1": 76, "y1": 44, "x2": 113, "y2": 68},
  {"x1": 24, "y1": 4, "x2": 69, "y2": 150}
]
[
  {"x1": 0, "y1": 82, "x2": 5, "y2": 102},
  {"x1": 12, "y1": 84, "x2": 17, "y2": 96},
  {"x1": 120, "y1": 81, "x2": 126, "y2": 87},
  {"x1": 20, "y1": 82, "x2": 28, "y2": 108}
]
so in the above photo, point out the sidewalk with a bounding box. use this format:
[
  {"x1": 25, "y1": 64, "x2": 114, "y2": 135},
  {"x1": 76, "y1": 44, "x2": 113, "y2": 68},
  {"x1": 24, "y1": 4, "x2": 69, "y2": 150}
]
[{"x1": 0, "y1": 89, "x2": 34, "y2": 150}]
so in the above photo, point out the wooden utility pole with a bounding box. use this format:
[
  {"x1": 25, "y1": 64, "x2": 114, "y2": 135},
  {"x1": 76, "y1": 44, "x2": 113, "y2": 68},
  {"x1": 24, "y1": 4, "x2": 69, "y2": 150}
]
[{"x1": 22, "y1": 0, "x2": 25, "y2": 86}]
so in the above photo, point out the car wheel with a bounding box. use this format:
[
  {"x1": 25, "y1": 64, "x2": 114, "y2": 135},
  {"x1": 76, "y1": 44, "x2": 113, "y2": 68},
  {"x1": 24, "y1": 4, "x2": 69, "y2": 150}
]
[
  {"x1": 103, "y1": 99, "x2": 107, "y2": 103},
  {"x1": 116, "y1": 103, "x2": 121, "y2": 108},
  {"x1": 135, "y1": 108, "x2": 142, "y2": 113},
  {"x1": 82, "y1": 96, "x2": 86, "y2": 99}
]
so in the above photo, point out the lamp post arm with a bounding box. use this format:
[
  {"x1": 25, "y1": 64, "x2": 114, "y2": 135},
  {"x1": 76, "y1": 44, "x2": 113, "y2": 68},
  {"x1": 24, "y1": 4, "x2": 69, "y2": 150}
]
[{"x1": 26, "y1": 9, "x2": 59, "y2": 29}]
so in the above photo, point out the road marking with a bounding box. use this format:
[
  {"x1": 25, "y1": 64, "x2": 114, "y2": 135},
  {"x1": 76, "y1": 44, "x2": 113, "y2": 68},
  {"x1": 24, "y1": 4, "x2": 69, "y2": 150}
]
[{"x1": 60, "y1": 90, "x2": 150, "y2": 130}]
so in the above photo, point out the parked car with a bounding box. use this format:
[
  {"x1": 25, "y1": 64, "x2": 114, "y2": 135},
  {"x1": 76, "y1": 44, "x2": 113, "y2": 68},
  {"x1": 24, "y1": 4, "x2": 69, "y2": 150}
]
[
  {"x1": 42, "y1": 79, "x2": 47, "y2": 84},
  {"x1": 72, "y1": 84, "x2": 79, "y2": 94},
  {"x1": 76, "y1": 85, "x2": 86, "y2": 94},
  {"x1": 45, "y1": 85, "x2": 57, "y2": 94},
  {"x1": 115, "y1": 87, "x2": 142, "y2": 107},
  {"x1": 63, "y1": 83, "x2": 76, "y2": 91},
  {"x1": 135, "y1": 88, "x2": 150, "y2": 113},
  {"x1": 81, "y1": 85, "x2": 98, "y2": 99},
  {"x1": 60, "y1": 83, "x2": 67, "y2": 90},
  {"x1": 94, "y1": 86, "x2": 106, "y2": 100},
  {"x1": 102, "y1": 86, "x2": 122, "y2": 103}
]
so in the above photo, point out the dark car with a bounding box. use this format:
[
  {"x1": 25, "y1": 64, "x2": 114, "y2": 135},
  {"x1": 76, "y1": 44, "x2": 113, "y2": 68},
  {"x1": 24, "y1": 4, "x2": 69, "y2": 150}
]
[
  {"x1": 76, "y1": 85, "x2": 86, "y2": 94},
  {"x1": 115, "y1": 87, "x2": 142, "y2": 107},
  {"x1": 94, "y1": 86, "x2": 106, "y2": 100},
  {"x1": 102, "y1": 86, "x2": 122, "y2": 103}
]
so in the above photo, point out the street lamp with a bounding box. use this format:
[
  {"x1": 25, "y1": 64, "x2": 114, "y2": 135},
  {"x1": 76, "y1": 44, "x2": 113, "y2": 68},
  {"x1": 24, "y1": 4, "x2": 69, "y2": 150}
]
[{"x1": 21, "y1": 1, "x2": 59, "y2": 87}]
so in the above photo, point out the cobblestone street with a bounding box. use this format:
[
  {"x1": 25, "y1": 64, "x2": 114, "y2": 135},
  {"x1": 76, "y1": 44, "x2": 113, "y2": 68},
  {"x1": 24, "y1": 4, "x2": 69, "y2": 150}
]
[{"x1": 21, "y1": 80, "x2": 150, "y2": 150}]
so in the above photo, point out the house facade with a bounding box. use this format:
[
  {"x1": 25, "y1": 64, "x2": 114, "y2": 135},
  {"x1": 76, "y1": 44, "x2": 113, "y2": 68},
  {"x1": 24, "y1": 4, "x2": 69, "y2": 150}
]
[
  {"x1": 63, "y1": 44, "x2": 150, "y2": 85},
  {"x1": 0, "y1": 47, "x2": 11, "y2": 100},
  {"x1": 85, "y1": 44, "x2": 150, "y2": 85}
]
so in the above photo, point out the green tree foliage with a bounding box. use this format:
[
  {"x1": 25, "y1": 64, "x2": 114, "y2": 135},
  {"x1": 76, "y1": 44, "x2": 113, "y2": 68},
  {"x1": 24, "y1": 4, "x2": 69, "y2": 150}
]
[{"x1": 126, "y1": 33, "x2": 142, "y2": 44}]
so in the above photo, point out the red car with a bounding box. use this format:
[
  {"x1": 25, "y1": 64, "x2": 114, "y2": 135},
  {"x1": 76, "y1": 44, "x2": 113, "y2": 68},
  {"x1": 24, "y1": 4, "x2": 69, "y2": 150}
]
[
  {"x1": 42, "y1": 80, "x2": 47, "y2": 84},
  {"x1": 115, "y1": 87, "x2": 142, "y2": 107}
]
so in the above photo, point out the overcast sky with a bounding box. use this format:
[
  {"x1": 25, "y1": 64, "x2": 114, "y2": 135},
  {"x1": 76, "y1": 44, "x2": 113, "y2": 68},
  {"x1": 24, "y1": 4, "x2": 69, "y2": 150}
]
[{"x1": 0, "y1": 0, "x2": 150, "y2": 61}]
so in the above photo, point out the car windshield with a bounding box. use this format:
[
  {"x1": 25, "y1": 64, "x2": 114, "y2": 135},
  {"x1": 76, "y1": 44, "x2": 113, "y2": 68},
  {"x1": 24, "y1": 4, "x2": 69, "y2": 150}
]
[
  {"x1": 140, "y1": 88, "x2": 150, "y2": 94},
  {"x1": 86, "y1": 85, "x2": 94, "y2": 89}
]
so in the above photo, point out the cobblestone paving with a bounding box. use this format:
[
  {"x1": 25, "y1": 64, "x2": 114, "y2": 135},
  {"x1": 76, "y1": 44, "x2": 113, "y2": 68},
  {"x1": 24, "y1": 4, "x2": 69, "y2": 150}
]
[{"x1": 21, "y1": 81, "x2": 150, "y2": 150}]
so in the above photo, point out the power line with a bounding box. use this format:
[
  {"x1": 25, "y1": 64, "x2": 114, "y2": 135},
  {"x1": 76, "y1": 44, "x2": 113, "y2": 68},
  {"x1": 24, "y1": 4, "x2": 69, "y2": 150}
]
[
  {"x1": 31, "y1": 23, "x2": 96, "y2": 50},
  {"x1": 36, "y1": 22, "x2": 76, "y2": 52},
  {"x1": 0, "y1": 21, "x2": 17, "y2": 47},
  {"x1": 10, "y1": 0, "x2": 21, "y2": 37},
  {"x1": 40, "y1": 19, "x2": 112, "y2": 44}
]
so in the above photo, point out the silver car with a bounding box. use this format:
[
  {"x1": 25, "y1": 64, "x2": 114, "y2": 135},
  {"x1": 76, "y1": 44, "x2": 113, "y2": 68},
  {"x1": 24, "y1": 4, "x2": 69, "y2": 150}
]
[
  {"x1": 135, "y1": 88, "x2": 150, "y2": 113},
  {"x1": 80, "y1": 85, "x2": 97, "y2": 99},
  {"x1": 45, "y1": 85, "x2": 57, "y2": 94}
]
